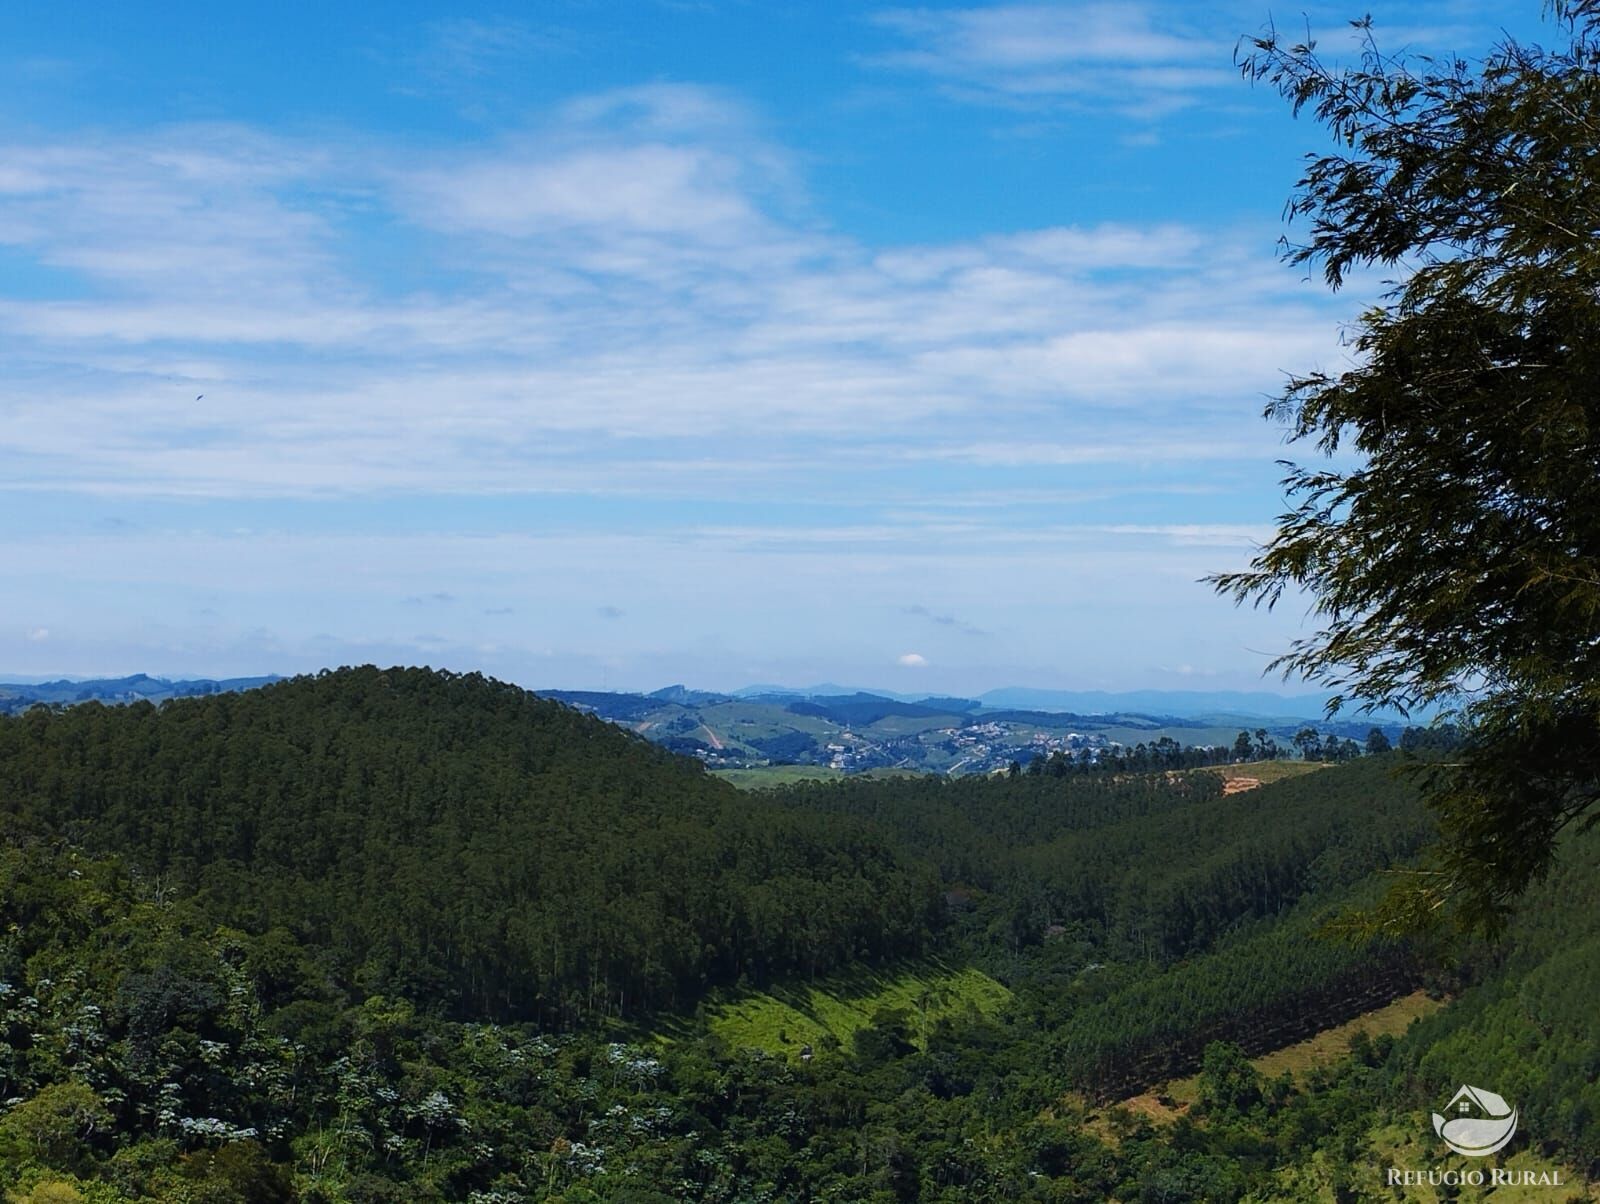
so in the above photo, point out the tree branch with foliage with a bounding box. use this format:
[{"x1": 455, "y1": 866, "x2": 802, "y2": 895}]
[{"x1": 1212, "y1": 2, "x2": 1600, "y2": 932}]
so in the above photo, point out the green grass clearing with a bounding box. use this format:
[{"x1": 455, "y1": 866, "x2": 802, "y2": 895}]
[
  {"x1": 1112, "y1": 990, "x2": 1445, "y2": 1126},
  {"x1": 1158, "y1": 990, "x2": 1444, "y2": 1108},
  {"x1": 711, "y1": 765, "x2": 843, "y2": 788},
  {"x1": 1216, "y1": 759, "x2": 1332, "y2": 786},
  {"x1": 663, "y1": 960, "x2": 1011, "y2": 1057}
]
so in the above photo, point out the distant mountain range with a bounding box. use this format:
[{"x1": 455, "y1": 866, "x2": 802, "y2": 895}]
[
  {"x1": 727, "y1": 683, "x2": 1411, "y2": 722},
  {"x1": 0, "y1": 673, "x2": 282, "y2": 714},
  {"x1": 973, "y1": 687, "x2": 1348, "y2": 720},
  {"x1": 536, "y1": 685, "x2": 1409, "y2": 777},
  {"x1": 0, "y1": 673, "x2": 1421, "y2": 777},
  {"x1": 0, "y1": 674, "x2": 1390, "y2": 723}
]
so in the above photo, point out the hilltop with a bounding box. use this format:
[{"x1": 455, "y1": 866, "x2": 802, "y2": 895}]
[{"x1": 0, "y1": 665, "x2": 939, "y2": 1022}]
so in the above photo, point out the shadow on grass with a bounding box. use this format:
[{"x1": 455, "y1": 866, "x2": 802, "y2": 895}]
[{"x1": 652, "y1": 957, "x2": 1004, "y2": 1054}]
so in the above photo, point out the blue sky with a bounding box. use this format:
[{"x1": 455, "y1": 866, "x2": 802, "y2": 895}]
[{"x1": 0, "y1": 1, "x2": 1554, "y2": 694}]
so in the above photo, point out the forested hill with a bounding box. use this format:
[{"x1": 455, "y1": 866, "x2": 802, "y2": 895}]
[
  {"x1": 4, "y1": 672, "x2": 1595, "y2": 1200},
  {"x1": 0, "y1": 666, "x2": 941, "y2": 1023}
]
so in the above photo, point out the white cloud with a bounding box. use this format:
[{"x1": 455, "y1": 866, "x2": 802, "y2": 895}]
[
  {"x1": 868, "y1": 4, "x2": 1235, "y2": 115},
  {"x1": 0, "y1": 88, "x2": 1347, "y2": 506},
  {"x1": 898, "y1": 652, "x2": 930, "y2": 667},
  {"x1": 416, "y1": 17, "x2": 568, "y2": 79},
  {"x1": 404, "y1": 144, "x2": 760, "y2": 241},
  {"x1": 26, "y1": 627, "x2": 49, "y2": 641},
  {"x1": 0, "y1": 129, "x2": 338, "y2": 301}
]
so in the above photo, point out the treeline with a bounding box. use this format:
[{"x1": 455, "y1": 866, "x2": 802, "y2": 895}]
[
  {"x1": 1047, "y1": 903, "x2": 1420, "y2": 1099},
  {"x1": 1021, "y1": 737, "x2": 1239, "y2": 776},
  {"x1": 1010, "y1": 721, "x2": 1446, "y2": 776},
  {"x1": 766, "y1": 756, "x2": 1441, "y2": 1103},
  {"x1": 0, "y1": 667, "x2": 943, "y2": 1024},
  {"x1": 774, "y1": 756, "x2": 1434, "y2": 967},
  {"x1": 0, "y1": 666, "x2": 1441, "y2": 1082},
  {"x1": 1380, "y1": 817, "x2": 1600, "y2": 1173}
]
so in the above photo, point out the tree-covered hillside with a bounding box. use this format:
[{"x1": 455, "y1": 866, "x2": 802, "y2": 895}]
[
  {"x1": 0, "y1": 667, "x2": 941, "y2": 1024},
  {"x1": 0, "y1": 667, "x2": 1593, "y2": 1201},
  {"x1": 776, "y1": 757, "x2": 1432, "y2": 965}
]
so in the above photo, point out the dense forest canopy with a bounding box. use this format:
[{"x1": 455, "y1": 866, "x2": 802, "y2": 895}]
[
  {"x1": 0, "y1": 666, "x2": 1593, "y2": 1201},
  {"x1": 0, "y1": 667, "x2": 942, "y2": 1023}
]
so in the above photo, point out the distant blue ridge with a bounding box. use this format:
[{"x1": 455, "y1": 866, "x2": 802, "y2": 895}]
[{"x1": 0, "y1": 671, "x2": 1431, "y2": 725}]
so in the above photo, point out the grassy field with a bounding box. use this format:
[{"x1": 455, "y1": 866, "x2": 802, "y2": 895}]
[
  {"x1": 1099, "y1": 722, "x2": 1248, "y2": 747},
  {"x1": 1214, "y1": 758, "x2": 1332, "y2": 786},
  {"x1": 702, "y1": 701, "x2": 837, "y2": 738},
  {"x1": 1075, "y1": 982, "x2": 1593, "y2": 1201},
  {"x1": 665, "y1": 960, "x2": 1011, "y2": 1057},
  {"x1": 1254, "y1": 991, "x2": 1441, "y2": 1080},
  {"x1": 1114, "y1": 990, "x2": 1444, "y2": 1125},
  {"x1": 866, "y1": 712, "x2": 968, "y2": 736},
  {"x1": 711, "y1": 764, "x2": 843, "y2": 788}
]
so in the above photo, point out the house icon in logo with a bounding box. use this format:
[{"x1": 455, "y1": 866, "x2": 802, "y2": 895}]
[{"x1": 1433, "y1": 1085, "x2": 1518, "y2": 1156}]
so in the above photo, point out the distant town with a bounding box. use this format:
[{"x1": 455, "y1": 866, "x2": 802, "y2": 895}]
[{"x1": 537, "y1": 686, "x2": 1401, "y2": 778}]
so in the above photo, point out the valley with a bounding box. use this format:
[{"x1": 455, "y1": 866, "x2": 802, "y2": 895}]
[
  {"x1": 540, "y1": 686, "x2": 1391, "y2": 777},
  {"x1": 0, "y1": 666, "x2": 1591, "y2": 1201}
]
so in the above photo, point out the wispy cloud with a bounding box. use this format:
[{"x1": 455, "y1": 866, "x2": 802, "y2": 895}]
[
  {"x1": 0, "y1": 517, "x2": 1315, "y2": 690},
  {"x1": 0, "y1": 76, "x2": 1347, "y2": 703},
  {"x1": 0, "y1": 0, "x2": 1521, "y2": 693},
  {"x1": 380, "y1": 16, "x2": 578, "y2": 115},
  {"x1": 418, "y1": 17, "x2": 569, "y2": 79},
  {"x1": 867, "y1": 4, "x2": 1234, "y2": 116},
  {"x1": 0, "y1": 92, "x2": 1340, "y2": 503},
  {"x1": 904, "y1": 604, "x2": 988, "y2": 636}
]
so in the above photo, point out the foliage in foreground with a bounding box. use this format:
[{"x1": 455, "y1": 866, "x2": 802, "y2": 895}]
[{"x1": 1214, "y1": 2, "x2": 1600, "y2": 932}]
